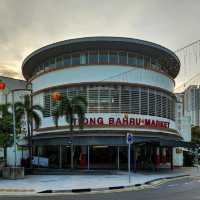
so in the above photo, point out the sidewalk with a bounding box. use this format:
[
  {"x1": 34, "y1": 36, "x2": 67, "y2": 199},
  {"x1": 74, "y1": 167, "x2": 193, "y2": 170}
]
[{"x1": 0, "y1": 167, "x2": 198, "y2": 194}]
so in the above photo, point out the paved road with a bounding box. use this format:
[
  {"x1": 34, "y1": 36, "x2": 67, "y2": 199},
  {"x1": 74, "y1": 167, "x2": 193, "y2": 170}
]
[{"x1": 1, "y1": 177, "x2": 200, "y2": 200}]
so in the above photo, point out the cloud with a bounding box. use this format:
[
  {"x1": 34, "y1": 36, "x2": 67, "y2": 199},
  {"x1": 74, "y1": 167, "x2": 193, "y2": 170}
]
[
  {"x1": 0, "y1": 65, "x2": 22, "y2": 79},
  {"x1": 0, "y1": 0, "x2": 200, "y2": 85}
]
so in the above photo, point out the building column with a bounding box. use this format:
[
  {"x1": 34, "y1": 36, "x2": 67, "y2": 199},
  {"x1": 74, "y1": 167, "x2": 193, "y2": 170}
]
[
  {"x1": 162, "y1": 147, "x2": 166, "y2": 164},
  {"x1": 155, "y1": 147, "x2": 160, "y2": 171},
  {"x1": 117, "y1": 146, "x2": 120, "y2": 170},
  {"x1": 59, "y1": 145, "x2": 62, "y2": 169},
  {"x1": 87, "y1": 145, "x2": 90, "y2": 170}
]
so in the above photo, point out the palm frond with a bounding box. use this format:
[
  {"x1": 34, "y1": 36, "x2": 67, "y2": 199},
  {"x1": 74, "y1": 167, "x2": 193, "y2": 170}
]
[
  {"x1": 14, "y1": 102, "x2": 24, "y2": 109},
  {"x1": 71, "y1": 95, "x2": 87, "y2": 109},
  {"x1": 32, "y1": 105, "x2": 44, "y2": 115},
  {"x1": 29, "y1": 111, "x2": 41, "y2": 129},
  {"x1": 0, "y1": 103, "x2": 12, "y2": 116},
  {"x1": 74, "y1": 105, "x2": 85, "y2": 129}
]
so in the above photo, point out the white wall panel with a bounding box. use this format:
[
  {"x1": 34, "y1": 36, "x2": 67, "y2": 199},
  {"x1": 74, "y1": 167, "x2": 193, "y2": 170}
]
[{"x1": 32, "y1": 65, "x2": 174, "y2": 92}]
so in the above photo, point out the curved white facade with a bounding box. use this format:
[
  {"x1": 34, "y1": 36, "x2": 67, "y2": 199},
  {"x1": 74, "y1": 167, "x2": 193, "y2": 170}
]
[
  {"x1": 32, "y1": 65, "x2": 174, "y2": 92},
  {"x1": 32, "y1": 66, "x2": 178, "y2": 138}
]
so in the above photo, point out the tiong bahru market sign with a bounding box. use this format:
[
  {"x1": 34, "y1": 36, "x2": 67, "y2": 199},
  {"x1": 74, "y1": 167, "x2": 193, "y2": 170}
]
[{"x1": 74, "y1": 117, "x2": 170, "y2": 129}]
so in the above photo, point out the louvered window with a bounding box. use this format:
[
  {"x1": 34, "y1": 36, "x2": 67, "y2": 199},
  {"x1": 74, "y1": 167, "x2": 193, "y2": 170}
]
[
  {"x1": 149, "y1": 90, "x2": 156, "y2": 116},
  {"x1": 43, "y1": 85, "x2": 175, "y2": 121},
  {"x1": 141, "y1": 88, "x2": 148, "y2": 115}
]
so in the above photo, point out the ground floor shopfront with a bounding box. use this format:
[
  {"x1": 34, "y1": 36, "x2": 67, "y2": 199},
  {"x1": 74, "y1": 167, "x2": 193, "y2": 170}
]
[
  {"x1": 33, "y1": 144, "x2": 173, "y2": 171},
  {"x1": 30, "y1": 130, "x2": 187, "y2": 171}
]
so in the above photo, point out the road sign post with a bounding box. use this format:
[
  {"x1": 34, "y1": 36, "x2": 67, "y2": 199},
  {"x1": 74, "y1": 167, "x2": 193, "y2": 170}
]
[
  {"x1": 128, "y1": 143, "x2": 131, "y2": 184},
  {"x1": 127, "y1": 133, "x2": 134, "y2": 184}
]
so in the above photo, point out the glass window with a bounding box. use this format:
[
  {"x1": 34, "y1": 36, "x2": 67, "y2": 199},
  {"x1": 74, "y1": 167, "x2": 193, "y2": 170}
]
[
  {"x1": 109, "y1": 51, "x2": 118, "y2": 64},
  {"x1": 119, "y1": 52, "x2": 127, "y2": 64},
  {"x1": 80, "y1": 53, "x2": 88, "y2": 64},
  {"x1": 64, "y1": 54, "x2": 71, "y2": 65},
  {"x1": 137, "y1": 55, "x2": 144, "y2": 66},
  {"x1": 39, "y1": 64, "x2": 45, "y2": 72},
  {"x1": 144, "y1": 56, "x2": 150, "y2": 68},
  {"x1": 141, "y1": 89, "x2": 148, "y2": 115},
  {"x1": 43, "y1": 61, "x2": 49, "y2": 71},
  {"x1": 151, "y1": 58, "x2": 160, "y2": 70},
  {"x1": 99, "y1": 50, "x2": 109, "y2": 64},
  {"x1": 128, "y1": 53, "x2": 137, "y2": 65},
  {"x1": 89, "y1": 51, "x2": 98, "y2": 64},
  {"x1": 56, "y1": 56, "x2": 63, "y2": 67},
  {"x1": 49, "y1": 58, "x2": 55, "y2": 67},
  {"x1": 72, "y1": 53, "x2": 80, "y2": 65}
]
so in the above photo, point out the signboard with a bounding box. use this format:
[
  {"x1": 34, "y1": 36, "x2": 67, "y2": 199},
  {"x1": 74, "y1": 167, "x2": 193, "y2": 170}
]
[
  {"x1": 127, "y1": 133, "x2": 134, "y2": 144},
  {"x1": 32, "y1": 156, "x2": 49, "y2": 167},
  {"x1": 73, "y1": 117, "x2": 170, "y2": 129}
]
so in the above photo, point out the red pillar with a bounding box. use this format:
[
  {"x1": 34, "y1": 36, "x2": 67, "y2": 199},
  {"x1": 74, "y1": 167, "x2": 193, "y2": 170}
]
[
  {"x1": 80, "y1": 146, "x2": 87, "y2": 169},
  {"x1": 170, "y1": 147, "x2": 174, "y2": 170},
  {"x1": 155, "y1": 147, "x2": 160, "y2": 171}
]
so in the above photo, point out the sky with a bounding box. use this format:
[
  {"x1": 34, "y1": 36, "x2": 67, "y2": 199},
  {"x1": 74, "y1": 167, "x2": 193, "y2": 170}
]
[{"x1": 0, "y1": 0, "x2": 200, "y2": 87}]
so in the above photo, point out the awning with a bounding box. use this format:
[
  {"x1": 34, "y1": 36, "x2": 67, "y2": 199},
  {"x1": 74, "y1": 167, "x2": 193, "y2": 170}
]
[
  {"x1": 133, "y1": 136, "x2": 198, "y2": 148},
  {"x1": 31, "y1": 130, "x2": 198, "y2": 148}
]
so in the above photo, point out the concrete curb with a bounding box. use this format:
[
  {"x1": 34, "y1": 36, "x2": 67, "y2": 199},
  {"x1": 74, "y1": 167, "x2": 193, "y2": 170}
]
[
  {"x1": 38, "y1": 174, "x2": 190, "y2": 194},
  {"x1": 144, "y1": 174, "x2": 190, "y2": 185},
  {"x1": 0, "y1": 189, "x2": 34, "y2": 193}
]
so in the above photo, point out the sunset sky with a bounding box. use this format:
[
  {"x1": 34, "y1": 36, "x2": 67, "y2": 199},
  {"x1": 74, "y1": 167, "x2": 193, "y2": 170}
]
[{"x1": 0, "y1": 0, "x2": 200, "y2": 87}]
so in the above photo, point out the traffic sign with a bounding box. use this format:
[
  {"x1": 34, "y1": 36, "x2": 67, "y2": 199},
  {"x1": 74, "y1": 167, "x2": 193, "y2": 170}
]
[{"x1": 127, "y1": 133, "x2": 134, "y2": 144}]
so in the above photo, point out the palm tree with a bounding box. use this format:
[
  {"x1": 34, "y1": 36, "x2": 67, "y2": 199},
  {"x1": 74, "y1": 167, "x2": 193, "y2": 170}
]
[
  {"x1": 15, "y1": 95, "x2": 44, "y2": 168},
  {"x1": 52, "y1": 95, "x2": 87, "y2": 169}
]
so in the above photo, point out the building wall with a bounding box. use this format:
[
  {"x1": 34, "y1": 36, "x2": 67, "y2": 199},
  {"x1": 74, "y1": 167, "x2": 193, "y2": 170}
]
[
  {"x1": 174, "y1": 93, "x2": 192, "y2": 167},
  {"x1": 184, "y1": 85, "x2": 200, "y2": 126},
  {"x1": 32, "y1": 65, "x2": 175, "y2": 92},
  {"x1": 0, "y1": 76, "x2": 26, "y2": 104},
  {"x1": 32, "y1": 64, "x2": 178, "y2": 137}
]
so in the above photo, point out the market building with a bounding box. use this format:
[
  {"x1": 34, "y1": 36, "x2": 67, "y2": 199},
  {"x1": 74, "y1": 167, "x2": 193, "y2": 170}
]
[{"x1": 21, "y1": 37, "x2": 190, "y2": 171}]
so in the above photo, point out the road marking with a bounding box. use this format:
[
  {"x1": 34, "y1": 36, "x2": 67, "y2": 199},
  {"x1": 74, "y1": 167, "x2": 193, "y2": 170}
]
[{"x1": 167, "y1": 183, "x2": 179, "y2": 187}]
